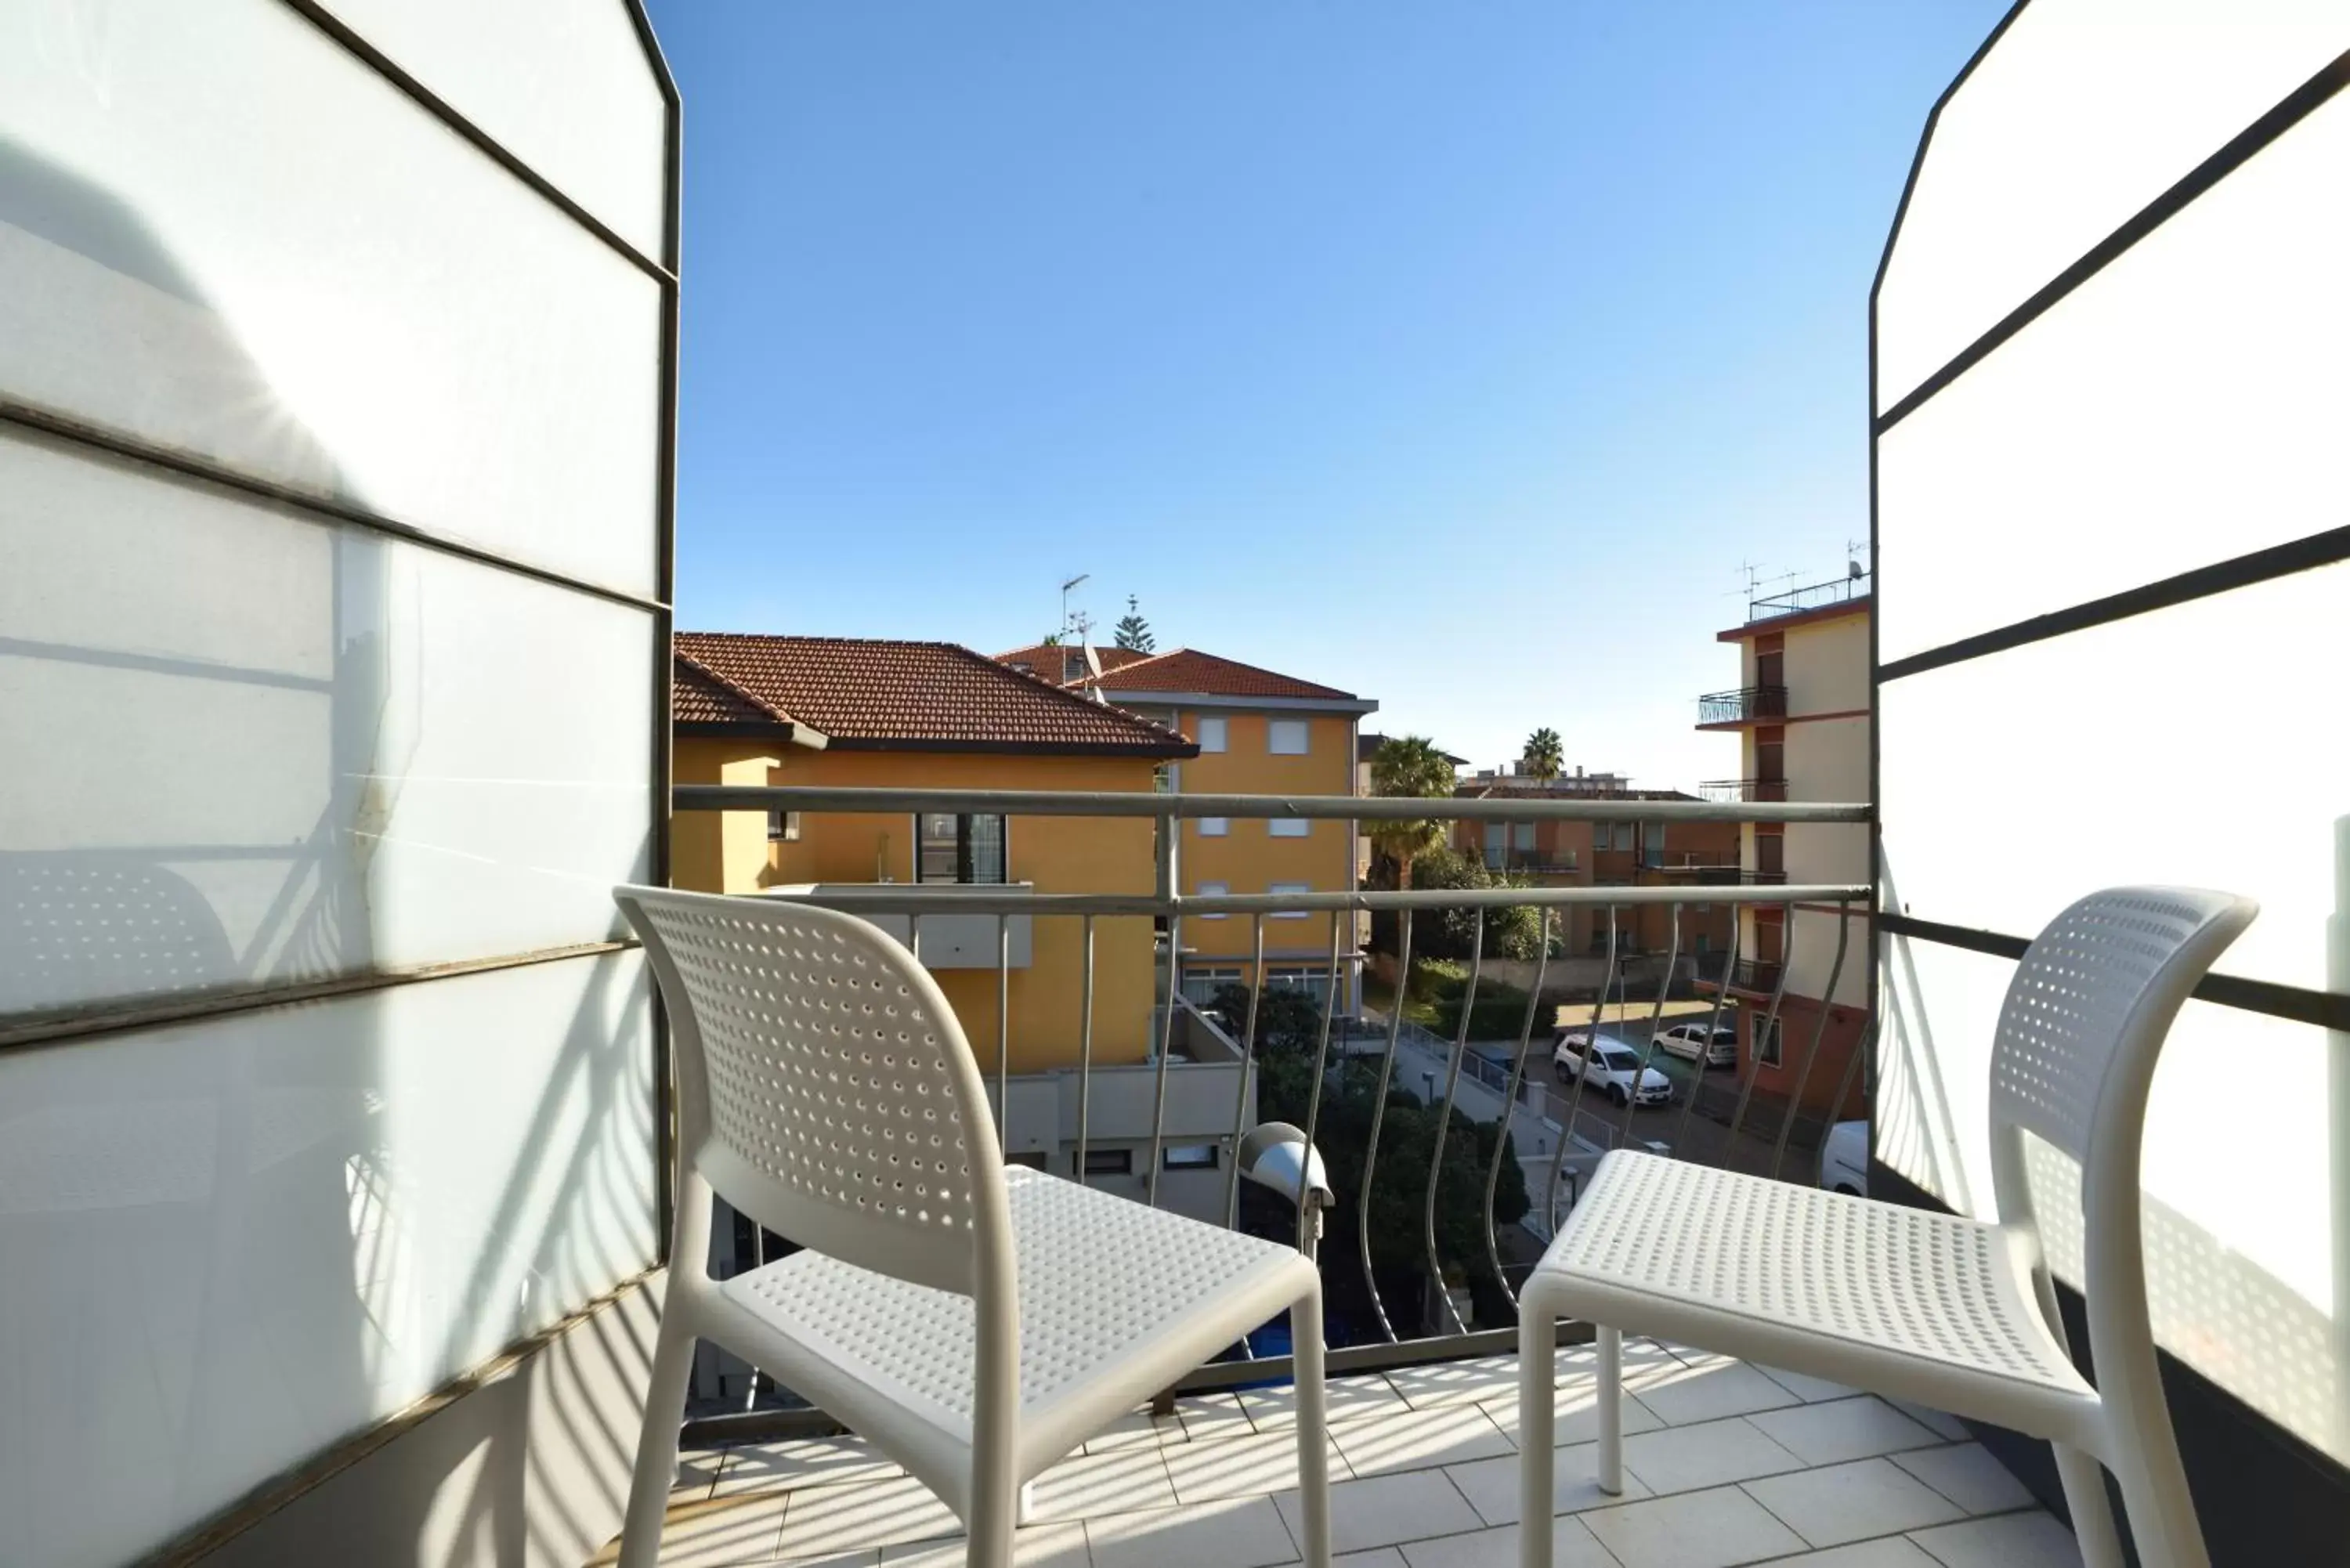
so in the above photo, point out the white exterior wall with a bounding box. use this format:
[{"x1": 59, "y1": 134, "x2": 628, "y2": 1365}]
[
  {"x1": 0, "y1": 5, "x2": 673, "y2": 1563},
  {"x1": 1874, "y1": 0, "x2": 2350, "y2": 1468}
]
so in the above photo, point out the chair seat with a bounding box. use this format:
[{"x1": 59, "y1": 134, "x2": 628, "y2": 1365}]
[
  {"x1": 709, "y1": 1165, "x2": 1315, "y2": 1505},
  {"x1": 1531, "y1": 1151, "x2": 2099, "y2": 1437}
]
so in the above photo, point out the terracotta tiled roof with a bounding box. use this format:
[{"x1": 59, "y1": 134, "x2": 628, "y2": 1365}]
[
  {"x1": 675, "y1": 633, "x2": 1194, "y2": 755},
  {"x1": 993, "y1": 642, "x2": 1158, "y2": 683},
  {"x1": 1068, "y1": 647, "x2": 1359, "y2": 702},
  {"x1": 674, "y1": 654, "x2": 785, "y2": 726}
]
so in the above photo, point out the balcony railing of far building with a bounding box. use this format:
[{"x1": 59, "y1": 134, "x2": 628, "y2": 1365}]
[
  {"x1": 1748, "y1": 567, "x2": 1871, "y2": 623},
  {"x1": 1696, "y1": 685, "x2": 1788, "y2": 725},
  {"x1": 1698, "y1": 778, "x2": 1788, "y2": 804},
  {"x1": 668, "y1": 783, "x2": 1871, "y2": 1425}
]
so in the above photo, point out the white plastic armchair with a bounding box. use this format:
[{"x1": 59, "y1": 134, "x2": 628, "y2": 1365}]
[
  {"x1": 1517, "y1": 887, "x2": 2256, "y2": 1568},
  {"x1": 612, "y1": 884, "x2": 1330, "y2": 1568}
]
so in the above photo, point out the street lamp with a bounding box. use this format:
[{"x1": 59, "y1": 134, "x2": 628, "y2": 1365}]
[{"x1": 1237, "y1": 1122, "x2": 1335, "y2": 1259}]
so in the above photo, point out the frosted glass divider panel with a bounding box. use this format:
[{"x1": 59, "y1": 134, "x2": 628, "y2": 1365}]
[
  {"x1": 1875, "y1": 0, "x2": 2346, "y2": 408},
  {"x1": 309, "y1": 0, "x2": 671, "y2": 262},
  {"x1": 0, "y1": 948, "x2": 656, "y2": 1568},
  {"x1": 0, "y1": 0, "x2": 662, "y2": 598},
  {"x1": 1877, "y1": 89, "x2": 2350, "y2": 665},
  {"x1": 0, "y1": 427, "x2": 654, "y2": 1021},
  {"x1": 1876, "y1": 558, "x2": 2349, "y2": 997}
]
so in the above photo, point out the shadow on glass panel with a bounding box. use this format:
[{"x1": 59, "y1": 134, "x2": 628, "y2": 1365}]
[{"x1": 1, "y1": 136, "x2": 652, "y2": 1567}]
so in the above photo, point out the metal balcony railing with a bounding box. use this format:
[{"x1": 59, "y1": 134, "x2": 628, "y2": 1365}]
[
  {"x1": 1698, "y1": 778, "x2": 1788, "y2": 803},
  {"x1": 669, "y1": 784, "x2": 1871, "y2": 1415},
  {"x1": 1481, "y1": 847, "x2": 1580, "y2": 873},
  {"x1": 1694, "y1": 957, "x2": 1784, "y2": 994},
  {"x1": 1696, "y1": 685, "x2": 1788, "y2": 725},
  {"x1": 1748, "y1": 569, "x2": 1870, "y2": 622}
]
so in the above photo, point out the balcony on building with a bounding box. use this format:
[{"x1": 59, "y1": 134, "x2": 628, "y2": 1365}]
[{"x1": 1693, "y1": 685, "x2": 1789, "y2": 729}]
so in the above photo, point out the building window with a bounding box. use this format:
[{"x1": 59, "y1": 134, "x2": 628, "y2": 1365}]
[
  {"x1": 1077, "y1": 1147, "x2": 1133, "y2": 1177},
  {"x1": 1195, "y1": 880, "x2": 1230, "y2": 919},
  {"x1": 916, "y1": 812, "x2": 1007, "y2": 884},
  {"x1": 1695, "y1": 932, "x2": 1712, "y2": 956},
  {"x1": 1264, "y1": 965, "x2": 1330, "y2": 994},
  {"x1": 1593, "y1": 820, "x2": 1611, "y2": 850},
  {"x1": 1198, "y1": 816, "x2": 1229, "y2": 837},
  {"x1": 1162, "y1": 1143, "x2": 1219, "y2": 1171},
  {"x1": 766, "y1": 809, "x2": 801, "y2": 842},
  {"x1": 1198, "y1": 715, "x2": 1228, "y2": 753},
  {"x1": 1153, "y1": 763, "x2": 1175, "y2": 793},
  {"x1": 1614, "y1": 823, "x2": 1634, "y2": 852},
  {"x1": 1641, "y1": 820, "x2": 1664, "y2": 867},
  {"x1": 1483, "y1": 822, "x2": 1506, "y2": 869},
  {"x1": 1512, "y1": 822, "x2": 1537, "y2": 851},
  {"x1": 1180, "y1": 965, "x2": 1243, "y2": 1004},
  {"x1": 1757, "y1": 1016, "x2": 1783, "y2": 1068},
  {"x1": 1268, "y1": 719, "x2": 1309, "y2": 755},
  {"x1": 1269, "y1": 818, "x2": 1309, "y2": 838},
  {"x1": 1269, "y1": 880, "x2": 1311, "y2": 918}
]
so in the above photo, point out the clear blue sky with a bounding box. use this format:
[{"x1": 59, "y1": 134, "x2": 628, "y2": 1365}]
[{"x1": 648, "y1": 1, "x2": 2008, "y2": 789}]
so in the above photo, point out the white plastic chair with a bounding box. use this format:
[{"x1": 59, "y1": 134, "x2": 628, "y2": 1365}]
[
  {"x1": 612, "y1": 884, "x2": 1331, "y2": 1568},
  {"x1": 1517, "y1": 886, "x2": 2255, "y2": 1568}
]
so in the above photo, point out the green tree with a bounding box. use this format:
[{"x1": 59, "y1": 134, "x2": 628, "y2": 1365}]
[
  {"x1": 1113, "y1": 594, "x2": 1155, "y2": 652},
  {"x1": 1208, "y1": 982, "x2": 1327, "y2": 1057},
  {"x1": 1521, "y1": 726, "x2": 1564, "y2": 785},
  {"x1": 1365, "y1": 735, "x2": 1456, "y2": 895},
  {"x1": 1375, "y1": 845, "x2": 1544, "y2": 962}
]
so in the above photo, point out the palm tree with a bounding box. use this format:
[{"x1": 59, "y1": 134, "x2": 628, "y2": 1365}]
[
  {"x1": 1366, "y1": 735, "x2": 1457, "y2": 892},
  {"x1": 1522, "y1": 726, "x2": 1564, "y2": 786}
]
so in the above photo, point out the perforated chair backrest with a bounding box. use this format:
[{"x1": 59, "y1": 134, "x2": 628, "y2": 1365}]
[
  {"x1": 615, "y1": 884, "x2": 1003, "y2": 1296},
  {"x1": 1987, "y1": 887, "x2": 2253, "y2": 1180}
]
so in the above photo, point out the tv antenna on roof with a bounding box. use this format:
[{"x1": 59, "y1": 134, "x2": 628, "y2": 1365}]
[{"x1": 1059, "y1": 573, "x2": 1090, "y2": 641}]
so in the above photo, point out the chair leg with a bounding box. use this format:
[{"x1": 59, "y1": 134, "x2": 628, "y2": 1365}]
[
  {"x1": 1292, "y1": 1286, "x2": 1332, "y2": 1568},
  {"x1": 1595, "y1": 1325, "x2": 1623, "y2": 1497},
  {"x1": 2052, "y1": 1445, "x2": 2127, "y2": 1568},
  {"x1": 1517, "y1": 1280, "x2": 1560, "y2": 1568},
  {"x1": 616, "y1": 1292, "x2": 700, "y2": 1568},
  {"x1": 2110, "y1": 1446, "x2": 2211, "y2": 1568}
]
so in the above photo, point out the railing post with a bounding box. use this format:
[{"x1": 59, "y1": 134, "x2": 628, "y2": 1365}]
[
  {"x1": 1423, "y1": 913, "x2": 1483, "y2": 1336},
  {"x1": 1614, "y1": 902, "x2": 1682, "y2": 1149},
  {"x1": 1075, "y1": 915, "x2": 1095, "y2": 1186},
  {"x1": 1224, "y1": 917, "x2": 1267, "y2": 1229},
  {"x1": 1300, "y1": 921, "x2": 1345, "y2": 1256},
  {"x1": 1770, "y1": 899, "x2": 1852, "y2": 1183},
  {"x1": 1484, "y1": 908, "x2": 1548, "y2": 1312},
  {"x1": 1547, "y1": 909, "x2": 1616, "y2": 1236},
  {"x1": 1358, "y1": 910, "x2": 1413, "y2": 1343}
]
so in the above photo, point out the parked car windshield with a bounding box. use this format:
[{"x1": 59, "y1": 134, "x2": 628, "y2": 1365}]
[{"x1": 1597, "y1": 1046, "x2": 1640, "y2": 1071}]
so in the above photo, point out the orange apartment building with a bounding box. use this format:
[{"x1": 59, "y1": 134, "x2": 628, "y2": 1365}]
[
  {"x1": 672, "y1": 633, "x2": 1195, "y2": 1074},
  {"x1": 1001, "y1": 645, "x2": 1379, "y2": 1016},
  {"x1": 1694, "y1": 578, "x2": 1872, "y2": 1109},
  {"x1": 1447, "y1": 768, "x2": 1741, "y2": 959}
]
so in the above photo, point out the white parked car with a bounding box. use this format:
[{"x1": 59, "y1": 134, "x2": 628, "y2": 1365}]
[
  {"x1": 1820, "y1": 1120, "x2": 1867, "y2": 1195},
  {"x1": 1652, "y1": 1020, "x2": 1737, "y2": 1068},
  {"x1": 1552, "y1": 1031, "x2": 1672, "y2": 1107}
]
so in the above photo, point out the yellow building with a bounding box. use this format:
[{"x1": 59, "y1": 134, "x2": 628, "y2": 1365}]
[
  {"x1": 671, "y1": 632, "x2": 1195, "y2": 1075},
  {"x1": 1000, "y1": 645, "x2": 1379, "y2": 1013}
]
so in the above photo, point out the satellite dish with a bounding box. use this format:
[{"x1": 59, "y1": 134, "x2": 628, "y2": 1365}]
[{"x1": 1848, "y1": 560, "x2": 1865, "y2": 580}]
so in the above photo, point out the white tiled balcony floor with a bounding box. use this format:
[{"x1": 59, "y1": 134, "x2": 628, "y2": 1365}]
[{"x1": 592, "y1": 1341, "x2": 2081, "y2": 1568}]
